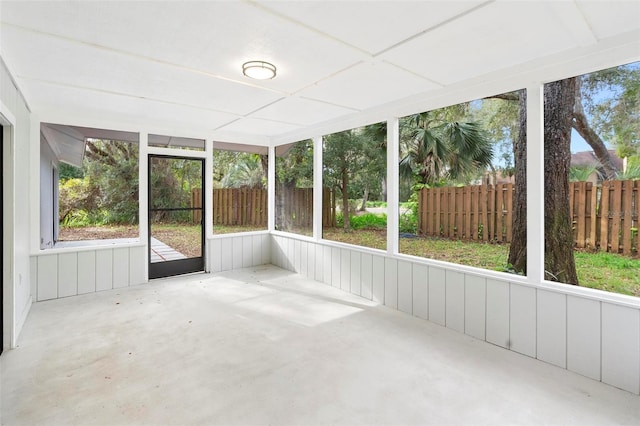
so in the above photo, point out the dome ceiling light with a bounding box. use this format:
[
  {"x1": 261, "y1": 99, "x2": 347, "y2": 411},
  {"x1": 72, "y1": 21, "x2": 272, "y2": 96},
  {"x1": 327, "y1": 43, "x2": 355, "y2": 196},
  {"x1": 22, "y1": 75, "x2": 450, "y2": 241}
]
[{"x1": 242, "y1": 60, "x2": 277, "y2": 80}]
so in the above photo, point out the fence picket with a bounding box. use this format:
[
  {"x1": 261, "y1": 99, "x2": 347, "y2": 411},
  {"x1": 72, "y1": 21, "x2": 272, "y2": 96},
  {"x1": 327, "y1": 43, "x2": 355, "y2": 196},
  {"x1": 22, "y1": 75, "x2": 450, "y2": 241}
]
[
  {"x1": 611, "y1": 180, "x2": 622, "y2": 252},
  {"x1": 623, "y1": 180, "x2": 633, "y2": 255},
  {"x1": 589, "y1": 182, "x2": 597, "y2": 249},
  {"x1": 505, "y1": 184, "x2": 513, "y2": 243}
]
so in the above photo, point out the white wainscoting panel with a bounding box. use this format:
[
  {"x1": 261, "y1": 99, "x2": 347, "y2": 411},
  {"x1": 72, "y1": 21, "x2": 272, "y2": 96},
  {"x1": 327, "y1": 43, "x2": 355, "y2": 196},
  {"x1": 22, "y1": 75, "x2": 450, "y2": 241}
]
[
  {"x1": 112, "y1": 248, "x2": 130, "y2": 289},
  {"x1": 371, "y1": 255, "x2": 385, "y2": 303},
  {"x1": 36, "y1": 254, "x2": 57, "y2": 301},
  {"x1": 287, "y1": 239, "x2": 295, "y2": 271},
  {"x1": 360, "y1": 253, "x2": 373, "y2": 300},
  {"x1": 331, "y1": 247, "x2": 341, "y2": 288},
  {"x1": 384, "y1": 258, "x2": 398, "y2": 310},
  {"x1": 30, "y1": 257, "x2": 38, "y2": 302},
  {"x1": 220, "y1": 239, "x2": 233, "y2": 271},
  {"x1": 566, "y1": 295, "x2": 601, "y2": 381},
  {"x1": 252, "y1": 235, "x2": 262, "y2": 268},
  {"x1": 307, "y1": 242, "x2": 316, "y2": 281},
  {"x1": 486, "y1": 279, "x2": 510, "y2": 348},
  {"x1": 243, "y1": 236, "x2": 253, "y2": 268},
  {"x1": 95, "y1": 249, "x2": 113, "y2": 292},
  {"x1": 261, "y1": 234, "x2": 271, "y2": 265},
  {"x1": 232, "y1": 237, "x2": 243, "y2": 270},
  {"x1": 300, "y1": 241, "x2": 308, "y2": 277},
  {"x1": 33, "y1": 245, "x2": 146, "y2": 302},
  {"x1": 536, "y1": 290, "x2": 567, "y2": 368},
  {"x1": 322, "y1": 245, "x2": 332, "y2": 286},
  {"x1": 412, "y1": 264, "x2": 428, "y2": 320},
  {"x1": 340, "y1": 249, "x2": 351, "y2": 292},
  {"x1": 428, "y1": 267, "x2": 446, "y2": 326},
  {"x1": 211, "y1": 239, "x2": 223, "y2": 272},
  {"x1": 314, "y1": 243, "x2": 324, "y2": 282},
  {"x1": 350, "y1": 251, "x2": 361, "y2": 296},
  {"x1": 397, "y1": 260, "x2": 412, "y2": 314},
  {"x1": 510, "y1": 284, "x2": 536, "y2": 357},
  {"x1": 77, "y1": 251, "x2": 96, "y2": 295},
  {"x1": 129, "y1": 246, "x2": 145, "y2": 285},
  {"x1": 464, "y1": 275, "x2": 486, "y2": 340},
  {"x1": 294, "y1": 240, "x2": 301, "y2": 273},
  {"x1": 58, "y1": 252, "x2": 78, "y2": 298},
  {"x1": 211, "y1": 234, "x2": 270, "y2": 273},
  {"x1": 445, "y1": 270, "x2": 465, "y2": 333},
  {"x1": 601, "y1": 303, "x2": 640, "y2": 394}
]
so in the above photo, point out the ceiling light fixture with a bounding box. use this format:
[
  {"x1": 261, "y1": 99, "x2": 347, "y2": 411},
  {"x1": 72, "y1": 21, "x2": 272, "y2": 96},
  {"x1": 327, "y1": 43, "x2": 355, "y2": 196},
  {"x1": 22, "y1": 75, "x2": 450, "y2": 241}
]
[{"x1": 242, "y1": 61, "x2": 277, "y2": 80}]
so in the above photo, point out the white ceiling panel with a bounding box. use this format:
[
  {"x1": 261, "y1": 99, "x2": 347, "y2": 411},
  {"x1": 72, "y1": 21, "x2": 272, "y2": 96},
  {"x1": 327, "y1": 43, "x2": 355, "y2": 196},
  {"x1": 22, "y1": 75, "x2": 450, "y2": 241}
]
[
  {"x1": 298, "y1": 60, "x2": 441, "y2": 111},
  {"x1": 250, "y1": 97, "x2": 357, "y2": 126},
  {"x1": 1, "y1": 1, "x2": 366, "y2": 94},
  {"x1": 259, "y1": 0, "x2": 483, "y2": 55},
  {"x1": 380, "y1": 1, "x2": 587, "y2": 85},
  {"x1": 24, "y1": 80, "x2": 239, "y2": 132},
  {"x1": 216, "y1": 117, "x2": 302, "y2": 136},
  {"x1": 1, "y1": 1, "x2": 247, "y2": 70},
  {"x1": 189, "y1": 3, "x2": 367, "y2": 94},
  {"x1": 1, "y1": 25, "x2": 284, "y2": 116},
  {"x1": 578, "y1": 0, "x2": 640, "y2": 40}
]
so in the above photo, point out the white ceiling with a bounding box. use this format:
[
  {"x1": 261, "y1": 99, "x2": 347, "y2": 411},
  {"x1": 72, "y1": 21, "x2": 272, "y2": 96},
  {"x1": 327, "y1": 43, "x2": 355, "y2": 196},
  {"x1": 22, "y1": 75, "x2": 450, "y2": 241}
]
[{"x1": 1, "y1": 1, "x2": 640, "y2": 145}]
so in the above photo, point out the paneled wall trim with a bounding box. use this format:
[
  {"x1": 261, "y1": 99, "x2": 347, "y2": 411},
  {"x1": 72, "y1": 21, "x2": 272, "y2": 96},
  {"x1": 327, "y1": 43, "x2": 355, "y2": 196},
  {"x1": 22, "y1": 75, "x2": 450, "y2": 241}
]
[
  {"x1": 271, "y1": 233, "x2": 640, "y2": 395},
  {"x1": 209, "y1": 233, "x2": 272, "y2": 273},
  {"x1": 31, "y1": 244, "x2": 146, "y2": 301}
]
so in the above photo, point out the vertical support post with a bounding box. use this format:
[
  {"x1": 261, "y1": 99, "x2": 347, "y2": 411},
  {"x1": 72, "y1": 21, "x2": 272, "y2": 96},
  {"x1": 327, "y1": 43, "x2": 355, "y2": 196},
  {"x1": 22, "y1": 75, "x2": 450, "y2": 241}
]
[
  {"x1": 29, "y1": 115, "x2": 40, "y2": 253},
  {"x1": 387, "y1": 117, "x2": 399, "y2": 255},
  {"x1": 527, "y1": 83, "x2": 545, "y2": 283},
  {"x1": 313, "y1": 135, "x2": 323, "y2": 240},
  {"x1": 204, "y1": 138, "x2": 213, "y2": 271},
  {"x1": 268, "y1": 145, "x2": 275, "y2": 231},
  {"x1": 138, "y1": 132, "x2": 149, "y2": 281}
]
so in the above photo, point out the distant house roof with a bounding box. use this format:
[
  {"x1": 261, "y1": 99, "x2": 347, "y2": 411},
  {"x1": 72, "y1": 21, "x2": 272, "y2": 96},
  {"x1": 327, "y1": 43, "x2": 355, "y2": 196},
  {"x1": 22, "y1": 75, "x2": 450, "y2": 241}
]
[{"x1": 570, "y1": 150, "x2": 624, "y2": 171}]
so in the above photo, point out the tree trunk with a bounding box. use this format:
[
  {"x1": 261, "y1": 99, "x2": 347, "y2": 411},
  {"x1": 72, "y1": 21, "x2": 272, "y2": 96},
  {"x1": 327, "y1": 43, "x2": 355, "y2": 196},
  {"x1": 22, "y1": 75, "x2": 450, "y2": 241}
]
[
  {"x1": 508, "y1": 90, "x2": 527, "y2": 273},
  {"x1": 545, "y1": 79, "x2": 579, "y2": 285},
  {"x1": 572, "y1": 77, "x2": 617, "y2": 180},
  {"x1": 341, "y1": 170, "x2": 350, "y2": 231},
  {"x1": 359, "y1": 185, "x2": 369, "y2": 211}
]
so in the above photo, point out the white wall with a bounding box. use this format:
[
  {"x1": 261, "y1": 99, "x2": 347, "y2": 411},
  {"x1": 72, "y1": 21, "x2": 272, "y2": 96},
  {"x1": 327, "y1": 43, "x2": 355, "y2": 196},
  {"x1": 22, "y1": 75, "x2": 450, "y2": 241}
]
[
  {"x1": 0, "y1": 56, "x2": 32, "y2": 349},
  {"x1": 271, "y1": 232, "x2": 640, "y2": 395}
]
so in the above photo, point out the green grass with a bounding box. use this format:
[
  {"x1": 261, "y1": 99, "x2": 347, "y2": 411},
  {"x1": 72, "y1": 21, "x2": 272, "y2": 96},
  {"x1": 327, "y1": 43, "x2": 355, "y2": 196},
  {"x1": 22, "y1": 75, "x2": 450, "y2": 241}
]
[
  {"x1": 213, "y1": 224, "x2": 267, "y2": 234},
  {"x1": 574, "y1": 250, "x2": 640, "y2": 297},
  {"x1": 323, "y1": 228, "x2": 387, "y2": 251},
  {"x1": 400, "y1": 237, "x2": 511, "y2": 272}
]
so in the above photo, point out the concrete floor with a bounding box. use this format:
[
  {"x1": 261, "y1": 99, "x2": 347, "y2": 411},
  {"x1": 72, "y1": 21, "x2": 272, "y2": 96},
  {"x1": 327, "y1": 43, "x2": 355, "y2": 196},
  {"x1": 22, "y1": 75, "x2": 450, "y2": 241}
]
[{"x1": 2, "y1": 265, "x2": 639, "y2": 425}]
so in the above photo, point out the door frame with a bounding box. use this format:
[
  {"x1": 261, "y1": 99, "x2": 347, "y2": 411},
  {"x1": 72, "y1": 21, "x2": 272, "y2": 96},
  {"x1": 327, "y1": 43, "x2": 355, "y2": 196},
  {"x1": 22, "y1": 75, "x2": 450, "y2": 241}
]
[
  {"x1": 1, "y1": 107, "x2": 15, "y2": 353},
  {"x1": 148, "y1": 154, "x2": 205, "y2": 279}
]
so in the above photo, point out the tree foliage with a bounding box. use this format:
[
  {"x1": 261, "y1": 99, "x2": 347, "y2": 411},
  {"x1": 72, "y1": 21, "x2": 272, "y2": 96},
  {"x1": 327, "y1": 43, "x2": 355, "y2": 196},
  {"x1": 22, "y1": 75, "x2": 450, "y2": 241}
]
[
  {"x1": 213, "y1": 150, "x2": 267, "y2": 189},
  {"x1": 399, "y1": 109, "x2": 494, "y2": 186},
  {"x1": 60, "y1": 139, "x2": 139, "y2": 225}
]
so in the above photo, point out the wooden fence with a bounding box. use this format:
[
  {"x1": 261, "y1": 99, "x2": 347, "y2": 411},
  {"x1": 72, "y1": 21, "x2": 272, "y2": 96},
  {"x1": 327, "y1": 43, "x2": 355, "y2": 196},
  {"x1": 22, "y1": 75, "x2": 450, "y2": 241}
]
[
  {"x1": 570, "y1": 180, "x2": 640, "y2": 254},
  {"x1": 417, "y1": 184, "x2": 514, "y2": 242},
  {"x1": 191, "y1": 188, "x2": 267, "y2": 226},
  {"x1": 275, "y1": 187, "x2": 336, "y2": 228},
  {"x1": 417, "y1": 180, "x2": 640, "y2": 254},
  {"x1": 191, "y1": 187, "x2": 336, "y2": 228}
]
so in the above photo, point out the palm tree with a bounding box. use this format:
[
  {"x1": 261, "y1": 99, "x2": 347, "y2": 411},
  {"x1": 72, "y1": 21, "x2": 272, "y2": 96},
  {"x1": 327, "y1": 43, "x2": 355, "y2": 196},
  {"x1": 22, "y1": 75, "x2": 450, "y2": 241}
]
[
  {"x1": 400, "y1": 112, "x2": 494, "y2": 186},
  {"x1": 220, "y1": 154, "x2": 266, "y2": 189}
]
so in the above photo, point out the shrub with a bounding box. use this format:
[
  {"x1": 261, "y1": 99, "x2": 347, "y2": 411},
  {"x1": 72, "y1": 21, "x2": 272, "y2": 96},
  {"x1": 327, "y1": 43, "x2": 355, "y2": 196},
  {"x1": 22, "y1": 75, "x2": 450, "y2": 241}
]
[{"x1": 350, "y1": 213, "x2": 387, "y2": 229}]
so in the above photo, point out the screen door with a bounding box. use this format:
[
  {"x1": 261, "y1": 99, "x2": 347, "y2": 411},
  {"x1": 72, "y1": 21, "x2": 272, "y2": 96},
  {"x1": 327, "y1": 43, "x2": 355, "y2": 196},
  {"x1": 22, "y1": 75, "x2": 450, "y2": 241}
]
[{"x1": 148, "y1": 155, "x2": 205, "y2": 279}]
